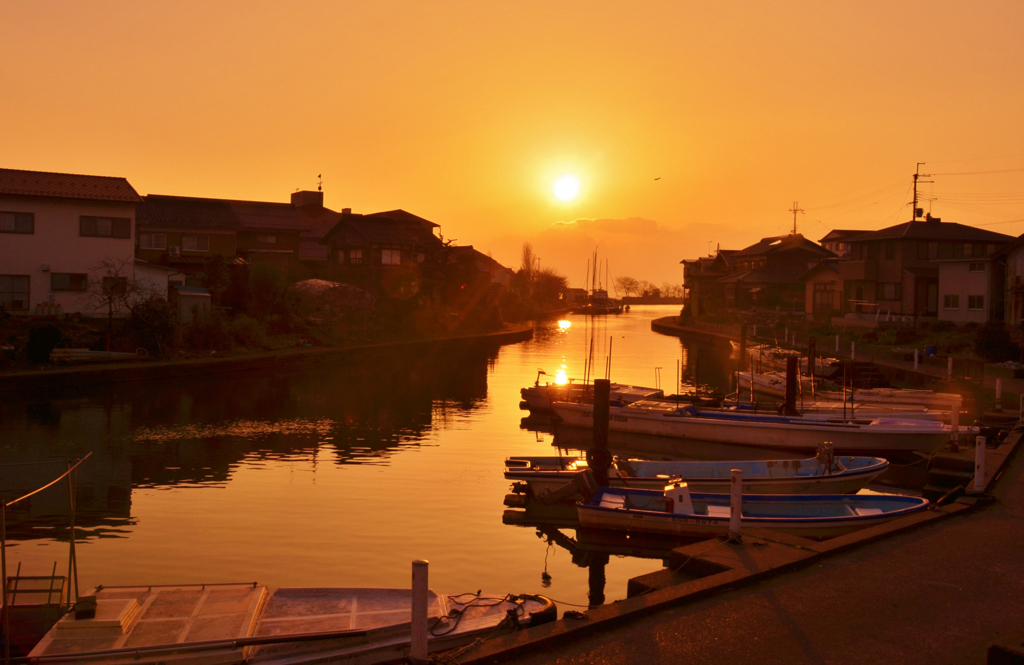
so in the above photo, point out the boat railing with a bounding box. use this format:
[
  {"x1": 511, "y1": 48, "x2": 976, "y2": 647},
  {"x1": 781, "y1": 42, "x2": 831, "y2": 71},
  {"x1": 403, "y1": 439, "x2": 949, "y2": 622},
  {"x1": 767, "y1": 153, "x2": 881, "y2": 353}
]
[{"x1": 2, "y1": 452, "x2": 92, "y2": 665}]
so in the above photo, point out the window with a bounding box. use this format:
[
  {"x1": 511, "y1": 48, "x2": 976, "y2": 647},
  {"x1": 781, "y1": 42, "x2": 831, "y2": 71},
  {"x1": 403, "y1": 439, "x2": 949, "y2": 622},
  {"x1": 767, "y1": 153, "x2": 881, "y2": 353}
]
[
  {"x1": 968, "y1": 295, "x2": 984, "y2": 310},
  {"x1": 349, "y1": 249, "x2": 362, "y2": 265},
  {"x1": 381, "y1": 249, "x2": 401, "y2": 265},
  {"x1": 182, "y1": 235, "x2": 209, "y2": 252},
  {"x1": 257, "y1": 234, "x2": 277, "y2": 244},
  {"x1": 938, "y1": 242, "x2": 954, "y2": 260},
  {"x1": 943, "y1": 295, "x2": 959, "y2": 309},
  {"x1": 813, "y1": 283, "x2": 835, "y2": 312},
  {"x1": 917, "y1": 242, "x2": 929, "y2": 260},
  {"x1": 969, "y1": 262, "x2": 985, "y2": 273},
  {"x1": 881, "y1": 283, "x2": 901, "y2": 301},
  {"x1": 51, "y1": 273, "x2": 87, "y2": 291},
  {"x1": 0, "y1": 211, "x2": 34, "y2": 234},
  {"x1": 139, "y1": 233, "x2": 166, "y2": 250},
  {"x1": 416, "y1": 252, "x2": 426, "y2": 264},
  {"x1": 884, "y1": 241, "x2": 895, "y2": 260},
  {"x1": 102, "y1": 276, "x2": 128, "y2": 296},
  {"x1": 0, "y1": 275, "x2": 29, "y2": 311},
  {"x1": 80, "y1": 216, "x2": 131, "y2": 238},
  {"x1": 866, "y1": 243, "x2": 878, "y2": 259},
  {"x1": 973, "y1": 243, "x2": 985, "y2": 258}
]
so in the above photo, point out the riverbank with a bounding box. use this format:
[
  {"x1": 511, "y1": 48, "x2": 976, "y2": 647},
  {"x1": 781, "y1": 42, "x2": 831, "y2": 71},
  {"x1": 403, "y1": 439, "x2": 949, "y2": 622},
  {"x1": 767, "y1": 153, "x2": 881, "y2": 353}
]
[
  {"x1": 0, "y1": 324, "x2": 533, "y2": 396},
  {"x1": 454, "y1": 427, "x2": 1024, "y2": 664}
]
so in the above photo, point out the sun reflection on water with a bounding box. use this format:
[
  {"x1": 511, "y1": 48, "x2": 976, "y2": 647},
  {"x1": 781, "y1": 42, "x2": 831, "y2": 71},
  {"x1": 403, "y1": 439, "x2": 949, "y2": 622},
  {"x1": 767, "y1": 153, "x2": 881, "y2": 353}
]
[
  {"x1": 555, "y1": 368, "x2": 568, "y2": 384},
  {"x1": 557, "y1": 320, "x2": 571, "y2": 331}
]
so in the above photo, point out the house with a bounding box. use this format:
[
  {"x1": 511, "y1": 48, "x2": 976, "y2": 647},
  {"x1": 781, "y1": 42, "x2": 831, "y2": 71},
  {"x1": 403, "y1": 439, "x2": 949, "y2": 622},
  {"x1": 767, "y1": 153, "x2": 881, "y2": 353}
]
[
  {"x1": 936, "y1": 256, "x2": 1002, "y2": 323},
  {"x1": 993, "y1": 235, "x2": 1024, "y2": 328},
  {"x1": 322, "y1": 209, "x2": 444, "y2": 299},
  {"x1": 721, "y1": 234, "x2": 834, "y2": 311},
  {"x1": 800, "y1": 259, "x2": 843, "y2": 321},
  {"x1": 818, "y1": 229, "x2": 860, "y2": 257},
  {"x1": 136, "y1": 190, "x2": 339, "y2": 285},
  {"x1": 838, "y1": 215, "x2": 1013, "y2": 320},
  {"x1": 0, "y1": 167, "x2": 142, "y2": 316},
  {"x1": 681, "y1": 249, "x2": 737, "y2": 315}
]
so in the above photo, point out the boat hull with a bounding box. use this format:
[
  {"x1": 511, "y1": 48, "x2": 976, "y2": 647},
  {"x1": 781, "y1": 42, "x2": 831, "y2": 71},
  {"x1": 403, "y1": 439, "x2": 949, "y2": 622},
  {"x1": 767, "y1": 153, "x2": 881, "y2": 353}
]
[
  {"x1": 505, "y1": 455, "x2": 888, "y2": 498},
  {"x1": 551, "y1": 403, "x2": 953, "y2": 455},
  {"x1": 577, "y1": 489, "x2": 930, "y2": 540}
]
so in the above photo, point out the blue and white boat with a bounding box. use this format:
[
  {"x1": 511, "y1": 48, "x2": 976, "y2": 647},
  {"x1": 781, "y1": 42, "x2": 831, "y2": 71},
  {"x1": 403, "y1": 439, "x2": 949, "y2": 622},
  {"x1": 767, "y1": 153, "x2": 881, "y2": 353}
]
[{"x1": 577, "y1": 485, "x2": 930, "y2": 540}]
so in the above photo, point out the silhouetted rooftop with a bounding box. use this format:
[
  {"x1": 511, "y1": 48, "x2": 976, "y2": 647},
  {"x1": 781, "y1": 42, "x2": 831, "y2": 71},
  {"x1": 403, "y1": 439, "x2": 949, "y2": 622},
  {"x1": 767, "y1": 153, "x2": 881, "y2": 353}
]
[
  {"x1": 843, "y1": 219, "x2": 1013, "y2": 243},
  {"x1": 0, "y1": 168, "x2": 141, "y2": 203}
]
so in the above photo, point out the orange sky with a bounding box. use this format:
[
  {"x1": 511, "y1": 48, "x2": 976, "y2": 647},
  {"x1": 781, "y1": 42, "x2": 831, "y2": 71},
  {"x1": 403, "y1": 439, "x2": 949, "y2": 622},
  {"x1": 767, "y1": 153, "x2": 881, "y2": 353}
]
[{"x1": 4, "y1": 1, "x2": 1024, "y2": 287}]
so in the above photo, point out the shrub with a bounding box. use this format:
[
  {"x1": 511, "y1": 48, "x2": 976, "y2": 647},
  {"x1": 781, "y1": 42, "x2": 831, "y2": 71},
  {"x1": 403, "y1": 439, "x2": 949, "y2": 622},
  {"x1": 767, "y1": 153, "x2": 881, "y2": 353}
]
[
  {"x1": 26, "y1": 323, "x2": 62, "y2": 364},
  {"x1": 974, "y1": 321, "x2": 1020, "y2": 362},
  {"x1": 182, "y1": 311, "x2": 232, "y2": 351},
  {"x1": 123, "y1": 297, "x2": 177, "y2": 357},
  {"x1": 227, "y1": 315, "x2": 266, "y2": 347}
]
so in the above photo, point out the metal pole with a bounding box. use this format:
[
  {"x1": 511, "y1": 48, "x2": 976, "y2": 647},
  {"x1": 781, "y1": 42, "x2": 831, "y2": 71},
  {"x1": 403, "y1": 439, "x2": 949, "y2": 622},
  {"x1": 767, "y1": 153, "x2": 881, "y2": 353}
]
[
  {"x1": 835, "y1": 334, "x2": 839, "y2": 353},
  {"x1": 914, "y1": 348, "x2": 919, "y2": 370},
  {"x1": 2, "y1": 502, "x2": 9, "y2": 665},
  {"x1": 851, "y1": 341, "x2": 856, "y2": 361},
  {"x1": 729, "y1": 469, "x2": 742, "y2": 542},
  {"x1": 948, "y1": 357, "x2": 953, "y2": 381},
  {"x1": 996, "y1": 378, "x2": 1003, "y2": 412},
  {"x1": 411, "y1": 560, "x2": 429, "y2": 664},
  {"x1": 951, "y1": 406, "x2": 960, "y2": 451},
  {"x1": 974, "y1": 436, "x2": 986, "y2": 493},
  {"x1": 67, "y1": 461, "x2": 79, "y2": 604}
]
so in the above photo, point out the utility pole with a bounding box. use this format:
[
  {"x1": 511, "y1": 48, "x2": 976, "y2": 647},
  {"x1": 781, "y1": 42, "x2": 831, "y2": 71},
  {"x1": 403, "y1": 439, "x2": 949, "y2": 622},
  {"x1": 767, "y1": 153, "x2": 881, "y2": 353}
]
[
  {"x1": 912, "y1": 163, "x2": 932, "y2": 221},
  {"x1": 788, "y1": 201, "x2": 804, "y2": 235}
]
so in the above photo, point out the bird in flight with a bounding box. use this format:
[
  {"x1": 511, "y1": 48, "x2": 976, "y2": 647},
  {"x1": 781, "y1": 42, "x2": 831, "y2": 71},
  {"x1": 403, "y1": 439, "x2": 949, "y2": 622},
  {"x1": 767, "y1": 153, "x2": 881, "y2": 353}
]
[{"x1": 654, "y1": 177, "x2": 661, "y2": 181}]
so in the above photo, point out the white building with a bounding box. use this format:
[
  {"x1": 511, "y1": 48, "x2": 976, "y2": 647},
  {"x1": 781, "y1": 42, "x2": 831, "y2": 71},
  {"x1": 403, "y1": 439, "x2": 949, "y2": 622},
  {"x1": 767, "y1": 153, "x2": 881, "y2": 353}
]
[
  {"x1": 1, "y1": 168, "x2": 142, "y2": 316},
  {"x1": 936, "y1": 257, "x2": 997, "y2": 323}
]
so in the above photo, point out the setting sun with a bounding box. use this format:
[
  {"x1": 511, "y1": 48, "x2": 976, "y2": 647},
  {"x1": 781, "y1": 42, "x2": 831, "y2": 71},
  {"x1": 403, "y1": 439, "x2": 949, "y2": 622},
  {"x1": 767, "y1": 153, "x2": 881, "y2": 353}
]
[{"x1": 553, "y1": 176, "x2": 580, "y2": 201}]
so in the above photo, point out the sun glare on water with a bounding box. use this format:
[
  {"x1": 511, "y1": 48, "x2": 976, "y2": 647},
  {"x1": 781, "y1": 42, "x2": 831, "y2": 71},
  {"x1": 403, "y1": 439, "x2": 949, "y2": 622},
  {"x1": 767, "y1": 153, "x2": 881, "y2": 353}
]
[
  {"x1": 555, "y1": 368, "x2": 568, "y2": 385},
  {"x1": 554, "y1": 176, "x2": 580, "y2": 201}
]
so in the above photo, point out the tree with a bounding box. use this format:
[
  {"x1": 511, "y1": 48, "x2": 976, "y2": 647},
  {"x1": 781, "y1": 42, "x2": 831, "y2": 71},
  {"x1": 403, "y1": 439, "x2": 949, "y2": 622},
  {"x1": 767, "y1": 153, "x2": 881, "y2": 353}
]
[
  {"x1": 614, "y1": 276, "x2": 640, "y2": 297},
  {"x1": 520, "y1": 243, "x2": 536, "y2": 285},
  {"x1": 80, "y1": 255, "x2": 154, "y2": 330}
]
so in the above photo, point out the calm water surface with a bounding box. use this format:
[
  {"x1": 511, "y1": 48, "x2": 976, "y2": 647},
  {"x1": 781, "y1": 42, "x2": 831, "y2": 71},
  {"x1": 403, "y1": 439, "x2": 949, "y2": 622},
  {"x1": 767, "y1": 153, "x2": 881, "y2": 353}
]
[{"x1": 0, "y1": 305, "x2": 739, "y2": 608}]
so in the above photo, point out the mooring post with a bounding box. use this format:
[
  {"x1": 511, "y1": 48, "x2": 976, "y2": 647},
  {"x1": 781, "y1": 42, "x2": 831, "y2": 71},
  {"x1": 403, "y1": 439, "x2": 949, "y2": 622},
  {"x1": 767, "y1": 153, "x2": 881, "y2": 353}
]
[
  {"x1": 951, "y1": 407, "x2": 960, "y2": 452},
  {"x1": 753, "y1": 324, "x2": 757, "y2": 337},
  {"x1": 948, "y1": 357, "x2": 954, "y2": 381},
  {"x1": 411, "y1": 560, "x2": 429, "y2": 664},
  {"x1": 784, "y1": 327, "x2": 788, "y2": 345},
  {"x1": 995, "y1": 378, "x2": 1003, "y2": 412},
  {"x1": 739, "y1": 325, "x2": 747, "y2": 372},
  {"x1": 835, "y1": 334, "x2": 839, "y2": 353},
  {"x1": 783, "y1": 356, "x2": 798, "y2": 415},
  {"x1": 851, "y1": 341, "x2": 856, "y2": 361},
  {"x1": 914, "y1": 348, "x2": 919, "y2": 370},
  {"x1": 729, "y1": 469, "x2": 742, "y2": 542},
  {"x1": 591, "y1": 379, "x2": 611, "y2": 486},
  {"x1": 974, "y1": 436, "x2": 987, "y2": 493}
]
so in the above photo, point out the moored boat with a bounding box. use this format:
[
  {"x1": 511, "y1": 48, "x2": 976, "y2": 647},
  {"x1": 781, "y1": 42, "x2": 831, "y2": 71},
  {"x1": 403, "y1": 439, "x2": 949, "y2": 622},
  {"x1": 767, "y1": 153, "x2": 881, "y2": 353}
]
[
  {"x1": 577, "y1": 486, "x2": 930, "y2": 540},
  {"x1": 505, "y1": 453, "x2": 888, "y2": 499},
  {"x1": 521, "y1": 380, "x2": 663, "y2": 413},
  {"x1": 551, "y1": 400, "x2": 961, "y2": 456},
  {"x1": 737, "y1": 370, "x2": 963, "y2": 408}
]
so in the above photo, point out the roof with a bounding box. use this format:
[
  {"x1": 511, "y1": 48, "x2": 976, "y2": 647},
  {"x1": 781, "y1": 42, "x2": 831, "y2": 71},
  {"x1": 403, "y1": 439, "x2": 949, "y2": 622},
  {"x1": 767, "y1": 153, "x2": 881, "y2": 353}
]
[
  {"x1": 324, "y1": 211, "x2": 444, "y2": 249},
  {"x1": 444, "y1": 245, "x2": 512, "y2": 272},
  {"x1": 734, "y1": 234, "x2": 833, "y2": 258},
  {"x1": 818, "y1": 229, "x2": 862, "y2": 242},
  {"x1": 799, "y1": 259, "x2": 841, "y2": 282},
  {"x1": 365, "y1": 209, "x2": 439, "y2": 228},
  {"x1": 139, "y1": 195, "x2": 341, "y2": 236},
  {"x1": 0, "y1": 168, "x2": 141, "y2": 203},
  {"x1": 138, "y1": 195, "x2": 238, "y2": 229},
  {"x1": 843, "y1": 219, "x2": 1014, "y2": 244}
]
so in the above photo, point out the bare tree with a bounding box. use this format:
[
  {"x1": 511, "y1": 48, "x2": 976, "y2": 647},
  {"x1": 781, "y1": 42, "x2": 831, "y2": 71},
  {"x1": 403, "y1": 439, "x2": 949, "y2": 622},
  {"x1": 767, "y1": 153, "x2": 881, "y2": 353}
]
[
  {"x1": 80, "y1": 255, "x2": 153, "y2": 330},
  {"x1": 614, "y1": 276, "x2": 640, "y2": 298},
  {"x1": 520, "y1": 243, "x2": 536, "y2": 283}
]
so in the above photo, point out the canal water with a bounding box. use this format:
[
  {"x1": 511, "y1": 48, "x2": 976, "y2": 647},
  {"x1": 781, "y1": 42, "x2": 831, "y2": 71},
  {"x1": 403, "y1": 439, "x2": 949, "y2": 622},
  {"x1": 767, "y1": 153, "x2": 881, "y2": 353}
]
[{"x1": 0, "y1": 305, "x2": 741, "y2": 608}]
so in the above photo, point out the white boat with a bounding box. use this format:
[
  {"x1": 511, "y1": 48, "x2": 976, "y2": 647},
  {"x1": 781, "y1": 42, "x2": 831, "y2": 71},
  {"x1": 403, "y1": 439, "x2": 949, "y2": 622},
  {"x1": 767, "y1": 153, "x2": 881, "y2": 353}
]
[
  {"x1": 747, "y1": 345, "x2": 838, "y2": 373},
  {"x1": 521, "y1": 379, "x2": 663, "y2": 413},
  {"x1": 550, "y1": 400, "x2": 959, "y2": 455},
  {"x1": 737, "y1": 370, "x2": 963, "y2": 408},
  {"x1": 505, "y1": 454, "x2": 888, "y2": 499},
  {"x1": 29, "y1": 584, "x2": 555, "y2": 665},
  {"x1": 577, "y1": 485, "x2": 930, "y2": 540}
]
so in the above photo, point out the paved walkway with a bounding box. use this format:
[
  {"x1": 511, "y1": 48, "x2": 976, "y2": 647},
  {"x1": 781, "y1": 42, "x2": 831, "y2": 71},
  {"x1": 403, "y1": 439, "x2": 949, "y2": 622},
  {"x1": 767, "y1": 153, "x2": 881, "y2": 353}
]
[{"x1": 507, "y1": 447, "x2": 1024, "y2": 665}]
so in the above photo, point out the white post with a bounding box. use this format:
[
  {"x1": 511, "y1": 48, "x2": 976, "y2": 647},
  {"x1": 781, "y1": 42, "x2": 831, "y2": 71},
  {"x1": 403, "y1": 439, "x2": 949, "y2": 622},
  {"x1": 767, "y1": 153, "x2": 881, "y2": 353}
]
[
  {"x1": 851, "y1": 342, "x2": 856, "y2": 361},
  {"x1": 411, "y1": 560, "x2": 429, "y2": 663},
  {"x1": 947, "y1": 357, "x2": 954, "y2": 380},
  {"x1": 995, "y1": 378, "x2": 1003, "y2": 411},
  {"x1": 974, "y1": 436, "x2": 986, "y2": 493},
  {"x1": 913, "y1": 349, "x2": 919, "y2": 370},
  {"x1": 729, "y1": 469, "x2": 742, "y2": 542},
  {"x1": 951, "y1": 407, "x2": 960, "y2": 450},
  {"x1": 835, "y1": 335, "x2": 840, "y2": 353}
]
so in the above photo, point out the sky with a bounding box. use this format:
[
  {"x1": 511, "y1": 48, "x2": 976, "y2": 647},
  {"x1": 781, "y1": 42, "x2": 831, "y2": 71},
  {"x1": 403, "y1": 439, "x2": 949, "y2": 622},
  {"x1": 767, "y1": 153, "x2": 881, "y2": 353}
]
[{"x1": 4, "y1": 1, "x2": 1024, "y2": 288}]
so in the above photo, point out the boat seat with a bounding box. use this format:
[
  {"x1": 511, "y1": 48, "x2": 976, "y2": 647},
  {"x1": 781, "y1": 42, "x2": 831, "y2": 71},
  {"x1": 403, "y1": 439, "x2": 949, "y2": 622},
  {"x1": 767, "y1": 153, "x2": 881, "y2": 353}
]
[
  {"x1": 706, "y1": 505, "x2": 731, "y2": 518},
  {"x1": 853, "y1": 507, "x2": 884, "y2": 517},
  {"x1": 599, "y1": 494, "x2": 627, "y2": 509}
]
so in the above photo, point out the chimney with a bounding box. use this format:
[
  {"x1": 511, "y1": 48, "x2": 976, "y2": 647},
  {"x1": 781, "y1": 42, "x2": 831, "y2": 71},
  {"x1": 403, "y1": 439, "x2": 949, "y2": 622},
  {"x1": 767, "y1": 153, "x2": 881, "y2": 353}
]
[
  {"x1": 925, "y1": 213, "x2": 941, "y2": 224},
  {"x1": 342, "y1": 208, "x2": 352, "y2": 216},
  {"x1": 291, "y1": 190, "x2": 324, "y2": 209}
]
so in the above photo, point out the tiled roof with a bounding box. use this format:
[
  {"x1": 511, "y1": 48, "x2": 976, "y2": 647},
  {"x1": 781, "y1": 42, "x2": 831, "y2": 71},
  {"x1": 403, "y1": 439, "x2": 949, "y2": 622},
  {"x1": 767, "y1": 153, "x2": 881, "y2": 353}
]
[
  {"x1": 365, "y1": 209, "x2": 440, "y2": 227},
  {"x1": 719, "y1": 264, "x2": 808, "y2": 284},
  {"x1": 0, "y1": 168, "x2": 141, "y2": 203},
  {"x1": 734, "y1": 234, "x2": 833, "y2": 258},
  {"x1": 138, "y1": 195, "x2": 238, "y2": 229},
  {"x1": 332, "y1": 217, "x2": 421, "y2": 245},
  {"x1": 843, "y1": 220, "x2": 1013, "y2": 244},
  {"x1": 818, "y1": 229, "x2": 862, "y2": 242},
  {"x1": 139, "y1": 195, "x2": 341, "y2": 240}
]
